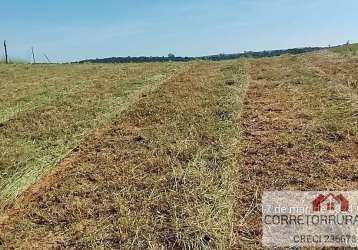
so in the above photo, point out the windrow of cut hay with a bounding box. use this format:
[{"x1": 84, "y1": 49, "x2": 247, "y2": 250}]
[
  {"x1": 234, "y1": 53, "x2": 358, "y2": 248},
  {"x1": 0, "y1": 61, "x2": 248, "y2": 249},
  {"x1": 0, "y1": 62, "x2": 182, "y2": 211}
]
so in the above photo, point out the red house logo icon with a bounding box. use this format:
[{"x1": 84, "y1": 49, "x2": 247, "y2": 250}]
[{"x1": 312, "y1": 193, "x2": 349, "y2": 212}]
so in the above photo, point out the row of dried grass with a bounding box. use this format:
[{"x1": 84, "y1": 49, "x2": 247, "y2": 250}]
[
  {"x1": 233, "y1": 53, "x2": 358, "y2": 249},
  {"x1": 0, "y1": 61, "x2": 249, "y2": 249},
  {"x1": 0, "y1": 62, "x2": 183, "y2": 210}
]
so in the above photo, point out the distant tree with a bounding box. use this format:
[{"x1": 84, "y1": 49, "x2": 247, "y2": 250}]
[{"x1": 168, "y1": 53, "x2": 175, "y2": 58}]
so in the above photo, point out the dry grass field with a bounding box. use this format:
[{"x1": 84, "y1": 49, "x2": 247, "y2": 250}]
[
  {"x1": 234, "y1": 50, "x2": 358, "y2": 248},
  {"x1": 0, "y1": 45, "x2": 357, "y2": 249},
  {"x1": 0, "y1": 62, "x2": 184, "y2": 210},
  {"x1": 0, "y1": 60, "x2": 247, "y2": 249}
]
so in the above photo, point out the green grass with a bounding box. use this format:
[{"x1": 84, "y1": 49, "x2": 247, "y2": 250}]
[
  {"x1": 0, "y1": 62, "x2": 185, "y2": 210},
  {"x1": 330, "y1": 43, "x2": 358, "y2": 56}
]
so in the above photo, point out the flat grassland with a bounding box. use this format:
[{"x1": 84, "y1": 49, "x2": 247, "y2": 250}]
[
  {"x1": 234, "y1": 50, "x2": 358, "y2": 248},
  {"x1": 0, "y1": 62, "x2": 184, "y2": 209},
  {"x1": 0, "y1": 45, "x2": 357, "y2": 249},
  {"x1": 1, "y1": 60, "x2": 247, "y2": 249}
]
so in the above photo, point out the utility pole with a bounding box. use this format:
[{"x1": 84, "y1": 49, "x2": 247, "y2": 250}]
[
  {"x1": 31, "y1": 47, "x2": 36, "y2": 64},
  {"x1": 3, "y1": 40, "x2": 8, "y2": 64}
]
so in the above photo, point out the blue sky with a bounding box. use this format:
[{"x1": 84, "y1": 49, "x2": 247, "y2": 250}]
[{"x1": 1, "y1": 0, "x2": 357, "y2": 62}]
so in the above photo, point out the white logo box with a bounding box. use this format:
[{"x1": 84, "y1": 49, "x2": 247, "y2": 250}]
[{"x1": 262, "y1": 191, "x2": 358, "y2": 248}]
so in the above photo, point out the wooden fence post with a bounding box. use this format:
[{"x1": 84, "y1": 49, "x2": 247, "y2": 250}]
[
  {"x1": 31, "y1": 47, "x2": 36, "y2": 64},
  {"x1": 3, "y1": 40, "x2": 8, "y2": 64}
]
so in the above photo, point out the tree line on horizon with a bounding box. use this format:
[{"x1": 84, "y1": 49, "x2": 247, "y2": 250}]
[{"x1": 77, "y1": 46, "x2": 325, "y2": 64}]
